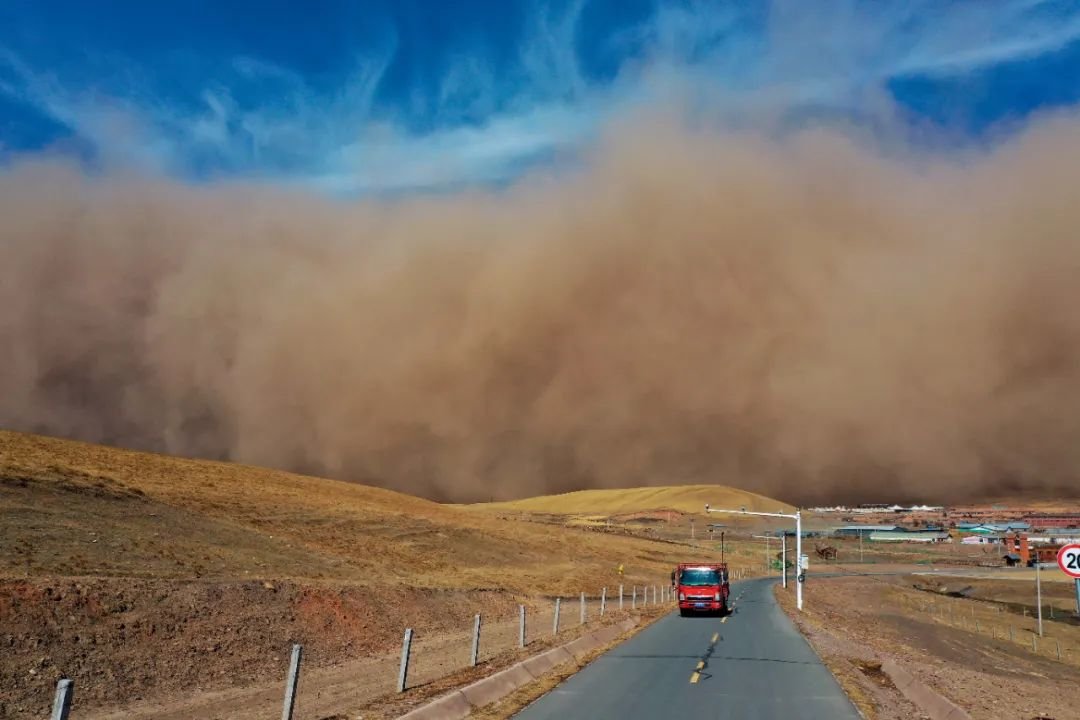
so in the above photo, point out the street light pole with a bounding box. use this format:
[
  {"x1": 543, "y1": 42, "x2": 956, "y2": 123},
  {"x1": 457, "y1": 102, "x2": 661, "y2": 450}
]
[{"x1": 705, "y1": 504, "x2": 803, "y2": 611}]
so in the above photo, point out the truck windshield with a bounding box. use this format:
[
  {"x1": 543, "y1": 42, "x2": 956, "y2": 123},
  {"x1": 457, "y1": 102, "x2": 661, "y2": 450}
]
[{"x1": 679, "y1": 568, "x2": 720, "y2": 586}]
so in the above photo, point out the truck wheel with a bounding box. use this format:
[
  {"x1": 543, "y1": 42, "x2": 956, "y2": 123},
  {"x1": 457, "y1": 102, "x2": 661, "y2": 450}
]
[{"x1": 679, "y1": 608, "x2": 688, "y2": 617}]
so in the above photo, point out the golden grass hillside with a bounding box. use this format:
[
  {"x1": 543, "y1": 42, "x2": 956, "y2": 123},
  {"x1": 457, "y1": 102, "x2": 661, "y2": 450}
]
[
  {"x1": 0, "y1": 430, "x2": 763, "y2": 594},
  {"x1": 468, "y1": 484, "x2": 793, "y2": 516}
]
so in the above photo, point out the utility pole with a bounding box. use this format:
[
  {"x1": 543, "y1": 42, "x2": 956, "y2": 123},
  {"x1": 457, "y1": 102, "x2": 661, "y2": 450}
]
[
  {"x1": 1037, "y1": 560, "x2": 1044, "y2": 637},
  {"x1": 706, "y1": 504, "x2": 804, "y2": 611},
  {"x1": 752, "y1": 535, "x2": 772, "y2": 573},
  {"x1": 782, "y1": 532, "x2": 788, "y2": 589}
]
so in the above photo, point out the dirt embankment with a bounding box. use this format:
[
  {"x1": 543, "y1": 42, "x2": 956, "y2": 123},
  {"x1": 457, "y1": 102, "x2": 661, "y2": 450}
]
[
  {"x1": 0, "y1": 577, "x2": 522, "y2": 718},
  {"x1": 0, "y1": 430, "x2": 748, "y2": 718}
]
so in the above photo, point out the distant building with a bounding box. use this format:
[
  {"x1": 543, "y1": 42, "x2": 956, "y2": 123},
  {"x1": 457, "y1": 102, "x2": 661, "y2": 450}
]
[
  {"x1": 832, "y1": 525, "x2": 900, "y2": 537},
  {"x1": 1025, "y1": 514, "x2": 1080, "y2": 529},
  {"x1": 962, "y1": 534, "x2": 1007, "y2": 545},
  {"x1": 869, "y1": 530, "x2": 950, "y2": 543},
  {"x1": 960, "y1": 522, "x2": 1031, "y2": 534}
]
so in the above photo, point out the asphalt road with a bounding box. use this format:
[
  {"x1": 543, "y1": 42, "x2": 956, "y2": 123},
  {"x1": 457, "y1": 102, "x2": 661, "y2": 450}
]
[{"x1": 512, "y1": 578, "x2": 860, "y2": 720}]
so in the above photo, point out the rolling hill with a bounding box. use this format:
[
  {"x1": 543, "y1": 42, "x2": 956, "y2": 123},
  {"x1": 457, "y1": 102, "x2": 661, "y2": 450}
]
[
  {"x1": 0, "y1": 429, "x2": 766, "y2": 718},
  {"x1": 469, "y1": 484, "x2": 793, "y2": 516}
]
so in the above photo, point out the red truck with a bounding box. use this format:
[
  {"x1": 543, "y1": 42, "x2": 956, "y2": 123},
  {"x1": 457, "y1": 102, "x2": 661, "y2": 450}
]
[{"x1": 672, "y1": 562, "x2": 730, "y2": 616}]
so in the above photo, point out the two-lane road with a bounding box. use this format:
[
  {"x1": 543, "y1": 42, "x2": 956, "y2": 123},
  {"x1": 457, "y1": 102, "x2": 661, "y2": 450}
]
[{"x1": 513, "y1": 578, "x2": 860, "y2": 720}]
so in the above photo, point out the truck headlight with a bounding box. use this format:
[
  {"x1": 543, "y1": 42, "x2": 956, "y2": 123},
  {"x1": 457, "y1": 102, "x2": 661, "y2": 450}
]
[
  {"x1": 714, "y1": 592, "x2": 721, "y2": 600},
  {"x1": 679, "y1": 592, "x2": 685, "y2": 601}
]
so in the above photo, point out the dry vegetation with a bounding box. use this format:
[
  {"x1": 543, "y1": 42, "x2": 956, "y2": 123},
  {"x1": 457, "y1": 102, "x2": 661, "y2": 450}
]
[
  {"x1": 777, "y1": 571, "x2": 1080, "y2": 720},
  {"x1": 0, "y1": 429, "x2": 765, "y2": 719},
  {"x1": 469, "y1": 485, "x2": 793, "y2": 515}
]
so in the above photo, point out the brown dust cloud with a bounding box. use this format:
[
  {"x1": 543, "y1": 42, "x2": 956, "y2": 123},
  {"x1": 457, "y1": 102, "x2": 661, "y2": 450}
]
[{"x1": 3, "y1": 111, "x2": 1080, "y2": 505}]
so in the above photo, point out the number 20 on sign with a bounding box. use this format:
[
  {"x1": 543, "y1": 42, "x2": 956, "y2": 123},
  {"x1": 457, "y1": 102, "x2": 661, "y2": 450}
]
[{"x1": 1057, "y1": 543, "x2": 1080, "y2": 578}]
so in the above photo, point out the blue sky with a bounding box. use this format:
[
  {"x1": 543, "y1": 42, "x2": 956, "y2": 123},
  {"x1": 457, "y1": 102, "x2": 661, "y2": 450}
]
[{"x1": 2, "y1": 0, "x2": 1080, "y2": 194}]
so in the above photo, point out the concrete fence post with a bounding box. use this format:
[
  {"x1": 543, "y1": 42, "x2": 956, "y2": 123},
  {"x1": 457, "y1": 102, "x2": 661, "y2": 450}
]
[
  {"x1": 580, "y1": 591, "x2": 586, "y2": 624},
  {"x1": 51, "y1": 678, "x2": 73, "y2": 720},
  {"x1": 519, "y1": 605, "x2": 526, "y2": 648},
  {"x1": 601, "y1": 587, "x2": 607, "y2": 616},
  {"x1": 282, "y1": 644, "x2": 302, "y2": 720},
  {"x1": 632, "y1": 586, "x2": 637, "y2": 609},
  {"x1": 553, "y1": 598, "x2": 561, "y2": 636},
  {"x1": 470, "y1": 614, "x2": 482, "y2": 667},
  {"x1": 1056, "y1": 639, "x2": 1061, "y2": 661},
  {"x1": 619, "y1": 584, "x2": 624, "y2": 611},
  {"x1": 1009, "y1": 626, "x2": 1015, "y2": 642},
  {"x1": 397, "y1": 628, "x2": 413, "y2": 693},
  {"x1": 1033, "y1": 635, "x2": 1038, "y2": 653}
]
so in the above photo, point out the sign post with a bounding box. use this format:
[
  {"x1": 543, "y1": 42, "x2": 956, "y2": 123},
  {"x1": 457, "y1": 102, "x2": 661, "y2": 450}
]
[{"x1": 1057, "y1": 544, "x2": 1080, "y2": 616}]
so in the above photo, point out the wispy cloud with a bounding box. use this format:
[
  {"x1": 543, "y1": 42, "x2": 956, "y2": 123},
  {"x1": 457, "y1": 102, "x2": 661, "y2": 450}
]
[{"x1": 2, "y1": 0, "x2": 1080, "y2": 193}]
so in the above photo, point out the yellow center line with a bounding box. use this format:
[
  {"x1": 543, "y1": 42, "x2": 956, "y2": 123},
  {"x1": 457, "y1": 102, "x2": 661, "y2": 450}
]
[
  {"x1": 690, "y1": 672, "x2": 701, "y2": 684},
  {"x1": 712, "y1": 632, "x2": 720, "y2": 641},
  {"x1": 721, "y1": 617, "x2": 728, "y2": 623},
  {"x1": 696, "y1": 660, "x2": 705, "y2": 670}
]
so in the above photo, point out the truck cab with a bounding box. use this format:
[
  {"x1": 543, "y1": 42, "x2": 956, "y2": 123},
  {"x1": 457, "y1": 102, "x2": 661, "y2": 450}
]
[{"x1": 672, "y1": 563, "x2": 730, "y2": 616}]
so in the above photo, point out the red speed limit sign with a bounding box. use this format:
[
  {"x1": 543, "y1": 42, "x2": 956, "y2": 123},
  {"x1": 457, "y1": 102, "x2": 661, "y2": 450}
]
[{"x1": 1057, "y1": 543, "x2": 1080, "y2": 578}]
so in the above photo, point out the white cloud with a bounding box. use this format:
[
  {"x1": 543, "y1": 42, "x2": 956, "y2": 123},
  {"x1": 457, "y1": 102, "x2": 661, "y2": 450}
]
[{"x1": 2, "y1": 1, "x2": 1080, "y2": 192}]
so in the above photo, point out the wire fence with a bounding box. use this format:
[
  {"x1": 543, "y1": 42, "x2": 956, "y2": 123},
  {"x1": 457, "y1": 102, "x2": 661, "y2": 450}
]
[
  {"x1": 918, "y1": 595, "x2": 1080, "y2": 667},
  {"x1": 45, "y1": 580, "x2": 687, "y2": 720}
]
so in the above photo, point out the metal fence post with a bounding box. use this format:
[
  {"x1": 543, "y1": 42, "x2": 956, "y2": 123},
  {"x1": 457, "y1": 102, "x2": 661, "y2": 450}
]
[
  {"x1": 601, "y1": 587, "x2": 607, "y2": 616},
  {"x1": 51, "y1": 678, "x2": 73, "y2": 720},
  {"x1": 519, "y1": 605, "x2": 526, "y2": 648},
  {"x1": 470, "y1": 614, "x2": 482, "y2": 667},
  {"x1": 580, "y1": 591, "x2": 586, "y2": 624},
  {"x1": 632, "y1": 586, "x2": 637, "y2": 609},
  {"x1": 282, "y1": 644, "x2": 302, "y2": 720},
  {"x1": 619, "y1": 584, "x2": 624, "y2": 611},
  {"x1": 553, "y1": 598, "x2": 561, "y2": 635},
  {"x1": 397, "y1": 628, "x2": 413, "y2": 693}
]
